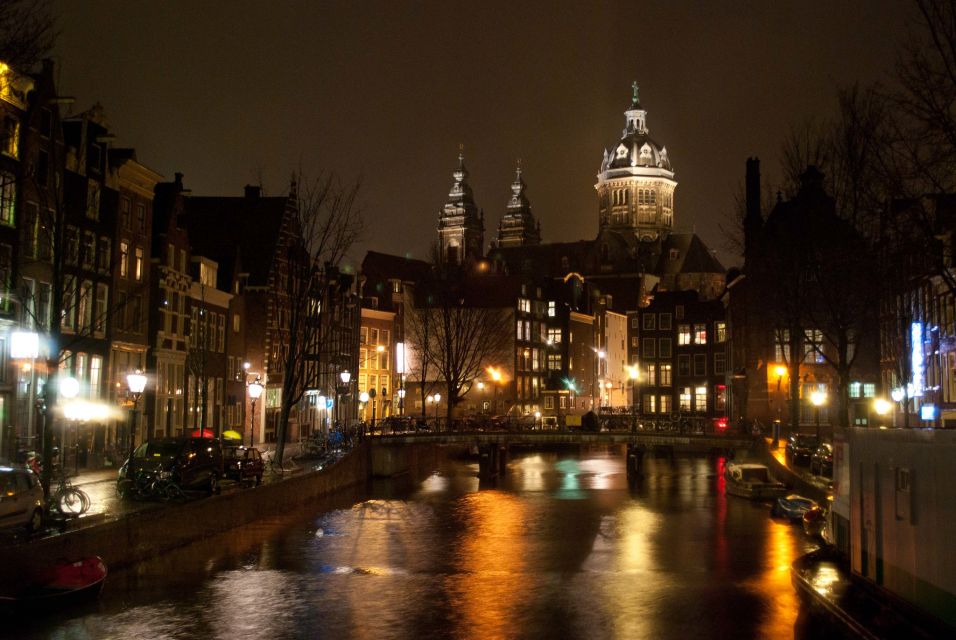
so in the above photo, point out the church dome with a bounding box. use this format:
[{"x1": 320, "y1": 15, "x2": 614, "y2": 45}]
[{"x1": 599, "y1": 86, "x2": 673, "y2": 177}]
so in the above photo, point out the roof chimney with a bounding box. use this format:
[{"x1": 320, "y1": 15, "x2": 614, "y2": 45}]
[
  {"x1": 244, "y1": 184, "x2": 261, "y2": 199},
  {"x1": 745, "y1": 157, "x2": 761, "y2": 221}
]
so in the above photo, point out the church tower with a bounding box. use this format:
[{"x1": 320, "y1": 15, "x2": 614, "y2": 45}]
[
  {"x1": 496, "y1": 162, "x2": 541, "y2": 248},
  {"x1": 437, "y1": 152, "x2": 485, "y2": 266},
  {"x1": 595, "y1": 83, "x2": 676, "y2": 243}
]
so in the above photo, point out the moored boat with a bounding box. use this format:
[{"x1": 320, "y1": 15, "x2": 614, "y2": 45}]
[
  {"x1": 0, "y1": 556, "x2": 107, "y2": 612},
  {"x1": 724, "y1": 462, "x2": 787, "y2": 499}
]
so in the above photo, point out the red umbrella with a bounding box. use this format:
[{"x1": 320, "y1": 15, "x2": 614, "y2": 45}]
[{"x1": 190, "y1": 428, "x2": 215, "y2": 438}]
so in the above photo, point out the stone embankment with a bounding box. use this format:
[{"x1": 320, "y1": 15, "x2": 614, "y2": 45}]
[{"x1": 0, "y1": 441, "x2": 463, "y2": 584}]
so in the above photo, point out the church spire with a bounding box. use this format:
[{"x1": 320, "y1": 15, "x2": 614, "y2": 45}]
[
  {"x1": 438, "y1": 148, "x2": 484, "y2": 266},
  {"x1": 496, "y1": 159, "x2": 541, "y2": 248}
]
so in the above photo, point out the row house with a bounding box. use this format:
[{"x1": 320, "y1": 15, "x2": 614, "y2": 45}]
[{"x1": 629, "y1": 289, "x2": 727, "y2": 420}]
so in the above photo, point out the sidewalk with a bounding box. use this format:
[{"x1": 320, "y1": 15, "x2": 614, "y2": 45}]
[{"x1": 70, "y1": 467, "x2": 117, "y2": 487}]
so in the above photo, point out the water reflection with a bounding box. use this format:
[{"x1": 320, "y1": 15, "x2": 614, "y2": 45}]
[{"x1": 22, "y1": 449, "x2": 825, "y2": 640}]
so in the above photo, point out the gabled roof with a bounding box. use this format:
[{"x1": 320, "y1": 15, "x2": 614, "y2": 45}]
[{"x1": 656, "y1": 233, "x2": 725, "y2": 276}]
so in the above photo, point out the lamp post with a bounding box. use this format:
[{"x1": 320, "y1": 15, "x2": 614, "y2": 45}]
[
  {"x1": 339, "y1": 370, "x2": 351, "y2": 429},
  {"x1": 434, "y1": 392, "x2": 441, "y2": 429},
  {"x1": 248, "y1": 377, "x2": 264, "y2": 447},
  {"x1": 810, "y1": 389, "x2": 826, "y2": 442},
  {"x1": 772, "y1": 365, "x2": 787, "y2": 448},
  {"x1": 593, "y1": 350, "x2": 606, "y2": 410},
  {"x1": 369, "y1": 387, "x2": 378, "y2": 430},
  {"x1": 489, "y1": 367, "x2": 502, "y2": 415},
  {"x1": 359, "y1": 390, "x2": 370, "y2": 428},
  {"x1": 397, "y1": 388, "x2": 406, "y2": 417},
  {"x1": 873, "y1": 398, "x2": 891, "y2": 428},
  {"x1": 626, "y1": 365, "x2": 639, "y2": 410},
  {"x1": 60, "y1": 376, "x2": 80, "y2": 474},
  {"x1": 126, "y1": 370, "x2": 147, "y2": 461}
]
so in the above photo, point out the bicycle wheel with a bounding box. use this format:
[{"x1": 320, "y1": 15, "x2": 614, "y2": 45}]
[{"x1": 57, "y1": 487, "x2": 89, "y2": 516}]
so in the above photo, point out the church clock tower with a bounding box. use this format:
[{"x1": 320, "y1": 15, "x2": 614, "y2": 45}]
[
  {"x1": 595, "y1": 83, "x2": 676, "y2": 243},
  {"x1": 437, "y1": 152, "x2": 485, "y2": 266}
]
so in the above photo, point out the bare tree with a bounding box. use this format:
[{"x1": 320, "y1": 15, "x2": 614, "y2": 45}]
[
  {"x1": 408, "y1": 272, "x2": 512, "y2": 424},
  {"x1": 0, "y1": 0, "x2": 55, "y2": 72},
  {"x1": 271, "y1": 172, "x2": 363, "y2": 466}
]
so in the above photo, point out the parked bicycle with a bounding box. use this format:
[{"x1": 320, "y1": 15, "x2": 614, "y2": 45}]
[{"x1": 49, "y1": 471, "x2": 91, "y2": 517}]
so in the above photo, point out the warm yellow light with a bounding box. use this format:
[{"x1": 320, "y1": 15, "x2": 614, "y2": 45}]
[
  {"x1": 873, "y1": 398, "x2": 891, "y2": 415},
  {"x1": 477, "y1": 381, "x2": 485, "y2": 390},
  {"x1": 488, "y1": 367, "x2": 502, "y2": 382},
  {"x1": 774, "y1": 365, "x2": 787, "y2": 378},
  {"x1": 626, "y1": 365, "x2": 639, "y2": 380},
  {"x1": 810, "y1": 390, "x2": 826, "y2": 407},
  {"x1": 376, "y1": 345, "x2": 385, "y2": 353}
]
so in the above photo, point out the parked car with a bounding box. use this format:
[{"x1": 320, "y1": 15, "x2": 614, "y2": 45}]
[
  {"x1": 771, "y1": 494, "x2": 818, "y2": 521},
  {"x1": 117, "y1": 437, "x2": 223, "y2": 498},
  {"x1": 223, "y1": 446, "x2": 264, "y2": 485},
  {"x1": 0, "y1": 466, "x2": 44, "y2": 532},
  {"x1": 785, "y1": 433, "x2": 819, "y2": 466},
  {"x1": 810, "y1": 442, "x2": 833, "y2": 477}
]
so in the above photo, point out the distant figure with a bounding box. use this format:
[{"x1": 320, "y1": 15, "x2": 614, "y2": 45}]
[{"x1": 582, "y1": 410, "x2": 598, "y2": 432}]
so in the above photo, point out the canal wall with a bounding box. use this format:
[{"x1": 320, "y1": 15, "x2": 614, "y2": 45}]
[
  {"x1": 0, "y1": 441, "x2": 465, "y2": 584},
  {"x1": 753, "y1": 438, "x2": 830, "y2": 503}
]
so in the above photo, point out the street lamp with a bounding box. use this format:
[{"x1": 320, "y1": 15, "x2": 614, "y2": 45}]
[
  {"x1": 772, "y1": 365, "x2": 788, "y2": 448},
  {"x1": 593, "y1": 349, "x2": 606, "y2": 410},
  {"x1": 339, "y1": 370, "x2": 351, "y2": 429},
  {"x1": 369, "y1": 387, "x2": 378, "y2": 429},
  {"x1": 488, "y1": 367, "x2": 502, "y2": 415},
  {"x1": 810, "y1": 389, "x2": 827, "y2": 442},
  {"x1": 873, "y1": 398, "x2": 891, "y2": 427},
  {"x1": 126, "y1": 370, "x2": 147, "y2": 460},
  {"x1": 60, "y1": 376, "x2": 79, "y2": 474},
  {"x1": 248, "y1": 377, "x2": 264, "y2": 447},
  {"x1": 359, "y1": 390, "x2": 369, "y2": 427},
  {"x1": 397, "y1": 388, "x2": 406, "y2": 416}
]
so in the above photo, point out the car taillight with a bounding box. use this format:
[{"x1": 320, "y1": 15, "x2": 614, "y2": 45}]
[{"x1": 714, "y1": 417, "x2": 728, "y2": 431}]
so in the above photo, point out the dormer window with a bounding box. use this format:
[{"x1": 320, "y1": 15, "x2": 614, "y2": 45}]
[{"x1": 616, "y1": 144, "x2": 628, "y2": 159}]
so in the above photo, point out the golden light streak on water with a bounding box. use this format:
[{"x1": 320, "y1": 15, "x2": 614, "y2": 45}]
[{"x1": 448, "y1": 491, "x2": 529, "y2": 640}]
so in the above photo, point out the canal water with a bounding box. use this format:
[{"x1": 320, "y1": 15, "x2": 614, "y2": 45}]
[{"x1": 17, "y1": 447, "x2": 834, "y2": 639}]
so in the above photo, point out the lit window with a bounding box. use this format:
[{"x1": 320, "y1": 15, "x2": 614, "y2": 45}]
[
  {"x1": 660, "y1": 364, "x2": 672, "y2": 387},
  {"x1": 849, "y1": 382, "x2": 861, "y2": 398},
  {"x1": 120, "y1": 242, "x2": 129, "y2": 277},
  {"x1": 660, "y1": 395, "x2": 672, "y2": 413},
  {"x1": 694, "y1": 386, "x2": 707, "y2": 412},
  {"x1": 678, "y1": 325, "x2": 691, "y2": 346},
  {"x1": 645, "y1": 363, "x2": 657, "y2": 386},
  {"x1": 715, "y1": 321, "x2": 727, "y2": 343},
  {"x1": 134, "y1": 247, "x2": 144, "y2": 281},
  {"x1": 694, "y1": 324, "x2": 707, "y2": 344},
  {"x1": 679, "y1": 388, "x2": 692, "y2": 411},
  {"x1": 863, "y1": 383, "x2": 876, "y2": 398}
]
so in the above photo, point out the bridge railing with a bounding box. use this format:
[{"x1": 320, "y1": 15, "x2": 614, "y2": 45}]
[{"x1": 360, "y1": 413, "x2": 750, "y2": 438}]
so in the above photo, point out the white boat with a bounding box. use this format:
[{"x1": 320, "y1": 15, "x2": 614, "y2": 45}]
[{"x1": 724, "y1": 462, "x2": 787, "y2": 499}]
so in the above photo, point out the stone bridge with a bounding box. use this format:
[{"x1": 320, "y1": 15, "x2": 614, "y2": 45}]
[{"x1": 367, "y1": 430, "x2": 756, "y2": 479}]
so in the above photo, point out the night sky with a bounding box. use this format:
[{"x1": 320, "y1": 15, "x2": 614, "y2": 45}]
[{"x1": 54, "y1": 0, "x2": 914, "y2": 269}]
